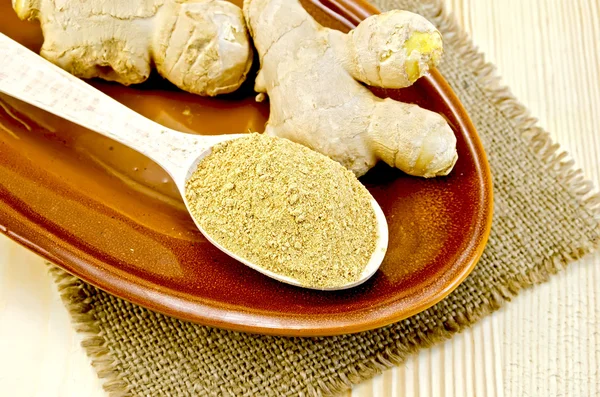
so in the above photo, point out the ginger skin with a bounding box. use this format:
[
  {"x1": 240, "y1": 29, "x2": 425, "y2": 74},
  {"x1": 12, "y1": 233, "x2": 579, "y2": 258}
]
[
  {"x1": 13, "y1": 0, "x2": 253, "y2": 96},
  {"x1": 244, "y1": 0, "x2": 457, "y2": 177}
]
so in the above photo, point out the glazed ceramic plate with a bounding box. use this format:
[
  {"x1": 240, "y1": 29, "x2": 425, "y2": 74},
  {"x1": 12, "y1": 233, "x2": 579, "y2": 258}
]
[{"x1": 0, "y1": 0, "x2": 492, "y2": 336}]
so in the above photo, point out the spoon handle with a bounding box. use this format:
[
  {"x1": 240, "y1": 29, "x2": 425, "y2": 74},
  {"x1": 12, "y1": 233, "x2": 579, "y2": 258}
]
[{"x1": 0, "y1": 33, "x2": 208, "y2": 174}]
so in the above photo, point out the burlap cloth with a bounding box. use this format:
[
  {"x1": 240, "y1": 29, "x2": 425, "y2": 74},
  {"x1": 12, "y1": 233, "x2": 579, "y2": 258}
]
[{"x1": 49, "y1": 0, "x2": 600, "y2": 395}]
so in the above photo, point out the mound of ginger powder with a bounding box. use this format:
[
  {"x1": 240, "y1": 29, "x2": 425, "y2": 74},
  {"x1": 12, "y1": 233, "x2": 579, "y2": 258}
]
[{"x1": 185, "y1": 134, "x2": 377, "y2": 289}]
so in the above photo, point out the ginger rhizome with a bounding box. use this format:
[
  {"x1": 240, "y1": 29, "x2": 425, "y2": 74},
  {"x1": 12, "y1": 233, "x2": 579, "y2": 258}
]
[
  {"x1": 243, "y1": 0, "x2": 458, "y2": 177},
  {"x1": 13, "y1": 0, "x2": 253, "y2": 96}
]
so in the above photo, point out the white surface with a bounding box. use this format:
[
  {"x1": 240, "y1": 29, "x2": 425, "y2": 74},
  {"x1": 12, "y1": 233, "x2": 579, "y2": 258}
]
[
  {"x1": 0, "y1": 0, "x2": 599, "y2": 396},
  {"x1": 0, "y1": 239, "x2": 105, "y2": 397}
]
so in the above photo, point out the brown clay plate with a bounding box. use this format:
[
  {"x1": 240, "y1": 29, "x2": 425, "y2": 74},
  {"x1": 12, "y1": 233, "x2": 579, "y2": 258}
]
[{"x1": 0, "y1": 0, "x2": 493, "y2": 336}]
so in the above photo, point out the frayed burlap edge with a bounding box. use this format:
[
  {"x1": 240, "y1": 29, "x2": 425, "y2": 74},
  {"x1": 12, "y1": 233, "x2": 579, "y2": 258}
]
[
  {"x1": 49, "y1": 266, "x2": 131, "y2": 397},
  {"x1": 48, "y1": 0, "x2": 600, "y2": 396}
]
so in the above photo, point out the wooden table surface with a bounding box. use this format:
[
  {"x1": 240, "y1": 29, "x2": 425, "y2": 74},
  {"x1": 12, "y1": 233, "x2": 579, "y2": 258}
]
[{"x1": 1, "y1": 0, "x2": 599, "y2": 396}]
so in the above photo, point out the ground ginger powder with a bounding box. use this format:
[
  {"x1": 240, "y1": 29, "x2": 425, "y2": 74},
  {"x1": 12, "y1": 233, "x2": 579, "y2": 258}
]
[{"x1": 185, "y1": 134, "x2": 377, "y2": 289}]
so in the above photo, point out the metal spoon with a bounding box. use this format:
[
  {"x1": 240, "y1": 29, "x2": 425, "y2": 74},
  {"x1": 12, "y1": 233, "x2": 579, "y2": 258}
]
[{"x1": 0, "y1": 33, "x2": 388, "y2": 290}]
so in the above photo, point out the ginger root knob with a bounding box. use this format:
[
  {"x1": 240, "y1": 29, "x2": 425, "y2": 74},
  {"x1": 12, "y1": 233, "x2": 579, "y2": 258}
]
[
  {"x1": 13, "y1": 0, "x2": 253, "y2": 96},
  {"x1": 343, "y1": 10, "x2": 444, "y2": 88},
  {"x1": 244, "y1": 0, "x2": 457, "y2": 177}
]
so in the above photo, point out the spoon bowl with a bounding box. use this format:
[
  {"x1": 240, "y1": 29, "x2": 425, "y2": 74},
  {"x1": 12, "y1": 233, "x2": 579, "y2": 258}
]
[{"x1": 0, "y1": 33, "x2": 388, "y2": 290}]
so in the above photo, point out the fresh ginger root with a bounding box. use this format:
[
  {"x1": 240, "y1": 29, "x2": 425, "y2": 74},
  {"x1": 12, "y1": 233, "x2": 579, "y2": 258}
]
[
  {"x1": 244, "y1": 0, "x2": 458, "y2": 177},
  {"x1": 13, "y1": 0, "x2": 253, "y2": 96}
]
